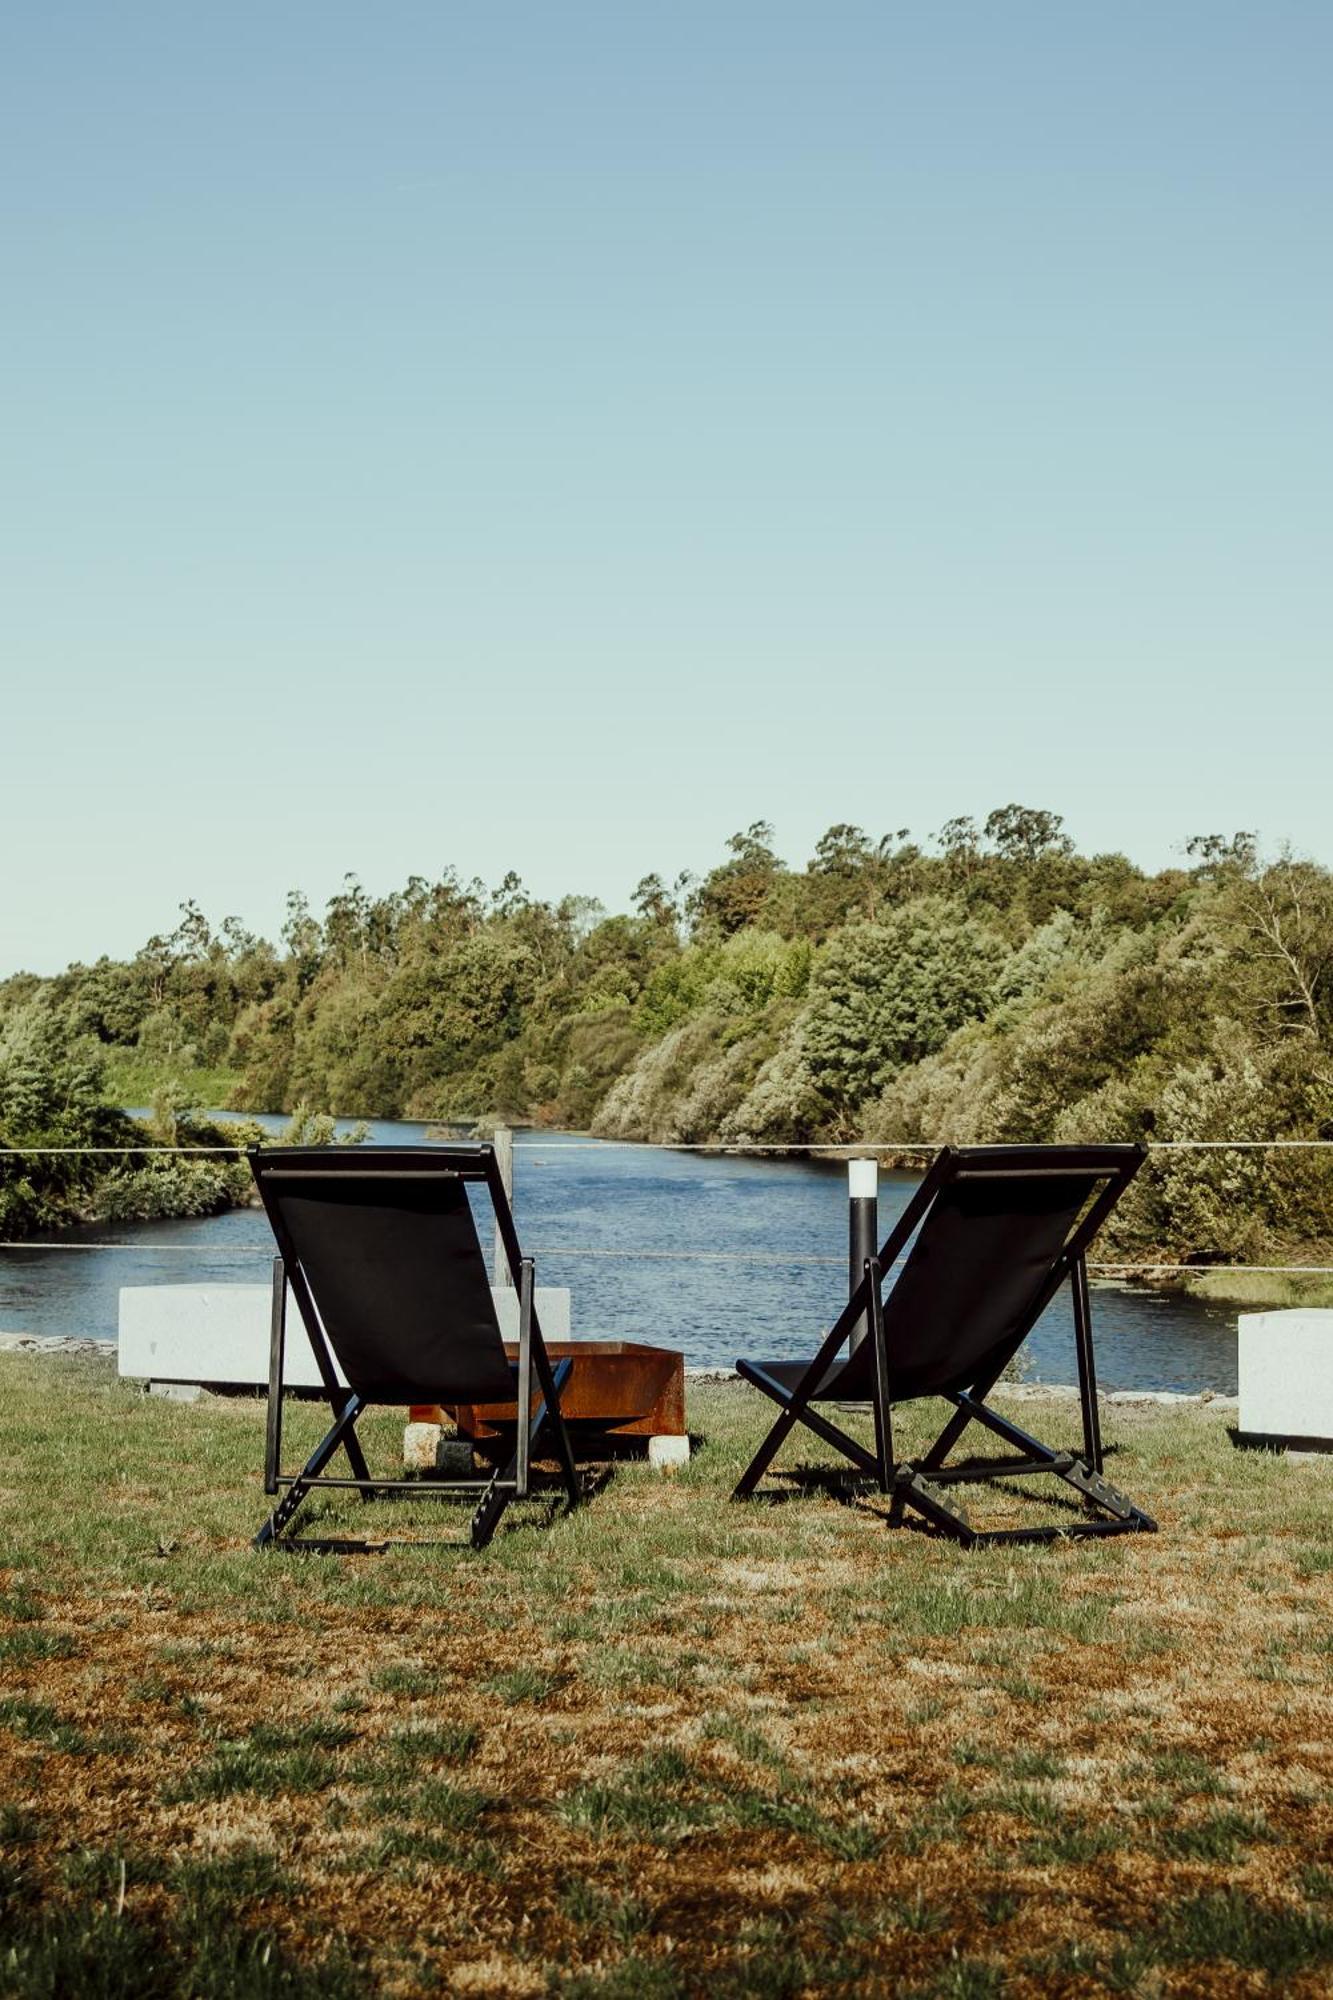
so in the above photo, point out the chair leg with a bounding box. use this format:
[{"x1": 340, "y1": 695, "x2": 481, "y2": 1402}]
[
  {"x1": 733, "y1": 1362, "x2": 881, "y2": 1498},
  {"x1": 470, "y1": 1358, "x2": 577, "y2": 1550},
  {"x1": 733, "y1": 1397, "x2": 803, "y2": 1500},
  {"x1": 920, "y1": 1395, "x2": 978, "y2": 1473},
  {"x1": 254, "y1": 1395, "x2": 366, "y2": 1549},
  {"x1": 1071, "y1": 1253, "x2": 1104, "y2": 1476},
  {"x1": 468, "y1": 1468, "x2": 515, "y2": 1551},
  {"x1": 732, "y1": 1286, "x2": 873, "y2": 1499},
  {"x1": 534, "y1": 1349, "x2": 580, "y2": 1512},
  {"x1": 866, "y1": 1257, "x2": 894, "y2": 1494},
  {"x1": 264, "y1": 1257, "x2": 286, "y2": 1496},
  {"x1": 902, "y1": 1391, "x2": 1156, "y2": 1541}
]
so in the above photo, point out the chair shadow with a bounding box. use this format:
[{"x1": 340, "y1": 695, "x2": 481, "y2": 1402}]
[
  {"x1": 749, "y1": 1452, "x2": 1111, "y2": 1534},
  {"x1": 746, "y1": 1466, "x2": 884, "y2": 1515}
]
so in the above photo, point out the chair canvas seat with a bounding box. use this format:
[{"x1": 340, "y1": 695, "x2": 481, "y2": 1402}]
[
  {"x1": 249, "y1": 1145, "x2": 581, "y2": 1552},
  {"x1": 734, "y1": 1144, "x2": 1157, "y2": 1546},
  {"x1": 746, "y1": 1356, "x2": 863, "y2": 1400}
]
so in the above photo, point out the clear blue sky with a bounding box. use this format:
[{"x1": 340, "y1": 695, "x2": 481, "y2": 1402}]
[{"x1": 3, "y1": 2, "x2": 1330, "y2": 974}]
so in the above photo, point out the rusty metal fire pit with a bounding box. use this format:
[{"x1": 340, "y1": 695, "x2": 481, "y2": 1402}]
[{"x1": 411, "y1": 1339, "x2": 686, "y2": 1449}]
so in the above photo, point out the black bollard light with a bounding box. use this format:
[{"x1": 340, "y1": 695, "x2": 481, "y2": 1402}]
[{"x1": 847, "y1": 1157, "x2": 879, "y2": 1353}]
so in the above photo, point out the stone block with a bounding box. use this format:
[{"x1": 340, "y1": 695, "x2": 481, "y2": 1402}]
[
  {"x1": 402, "y1": 1421, "x2": 444, "y2": 1471},
  {"x1": 1237, "y1": 1308, "x2": 1333, "y2": 1448},
  {"x1": 118, "y1": 1283, "x2": 573, "y2": 1391}
]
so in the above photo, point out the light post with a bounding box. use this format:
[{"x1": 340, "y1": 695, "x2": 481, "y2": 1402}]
[{"x1": 847, "y1": 1156, "x2": 879, "y2": 1352}]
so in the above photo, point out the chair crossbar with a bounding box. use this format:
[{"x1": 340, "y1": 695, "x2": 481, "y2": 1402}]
[
  {"x1": 925, "y1": 1454, "x2": 1075, "y2": 1484},
  {"x1": 949, "y1": 1393, "x2": 1069, "y2": 1461},
  {"x1": 272, "y1": 1476, "x2": 519, "y2": 1496},
  {"x1": 260, "y1": 1167, "x2": 462, "y2": 1181}
]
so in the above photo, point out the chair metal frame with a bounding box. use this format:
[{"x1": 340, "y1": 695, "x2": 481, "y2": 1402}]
[
  {"x1": 733, "y1": 1145, "x2": 1157, "y2": 1546},
  {"x1": 250, "y1": 1145, "x2": 580, "y2": 1551}
]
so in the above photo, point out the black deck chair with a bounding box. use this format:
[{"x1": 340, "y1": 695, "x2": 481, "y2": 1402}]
[
  {"x1": 733, "y1": 1144, "x2": 1156, "y2": 1545},
  {"x1": 248, "y1": 1145, "x2": 580, "y2": 1551}
]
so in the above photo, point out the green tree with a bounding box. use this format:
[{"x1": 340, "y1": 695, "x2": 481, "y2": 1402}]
[
  {"x1": 983, "y1": 804, "x2": 1074, "y2": 864},
  {"x1": 690, "y1": 823, "x2": 784, "y2": 935},
  {"x1": 803, "y1": 901, "x2": 1005, "y2": 1114}
]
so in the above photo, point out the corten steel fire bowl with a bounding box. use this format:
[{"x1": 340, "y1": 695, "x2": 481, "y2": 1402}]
[{"x1": 413, "y1": 1339, "x2": 686, "y2": 1450}]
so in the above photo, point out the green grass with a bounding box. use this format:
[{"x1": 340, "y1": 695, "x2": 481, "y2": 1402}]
[
  {"x1": 0, "y1": 1903, "x2": 364, "y2": 2000},
  {"x1": 1159, "y1": 1891, "x2": 1333, "y2": 1974},
  {"x1": 725, "y1": 1790, "x2": 882, "y2": 1861},
  {"x1": 0, "y1": 1697, "x2": 131, "y2": 1757},
  {"x1": 377, "y1": 1720, "x2": 480, "y2": 1766},
  {"x1": 482, "y1": 1664, "x2": 564, "y2": 1705},
  {"x1": 1149, "y1": 1747, "x2": 1229, "y2": 1794},
  {"x1": 1159, "y1": 1808, "x2": 1273, "y2": 1863},
  {"x1": 558, "y1": 1878, "x2": 652, "y2": 1943},
  {"x1": 102, "y1": 1057, "x2": 242, "y2": 1112},
  {"x1": 560, "y1": 1748, "x2": 710, "y2": 1844},
  {"x1": 169, "y1": 1747, "x2": 338, "y2": 1804},
  {"x1": 0, "y1": 1629, "x2": 80, "y2": 1665},
  {"x1": 366, "y1": 1662, "x2": 446, "y2": 1698},
  {"x1": 3, "y1": 1356, "x2": 1333, "y2": 1995},
  {"x1": 0, "y1": 1583, "x2": 45, "y2": 1623},
  {"x1": 1184, "y1": 1267, "x2": 1333, "y2": 1310},
  {"x1": 366, "y1": 1774, "x2": 492, "y2": 1832}
]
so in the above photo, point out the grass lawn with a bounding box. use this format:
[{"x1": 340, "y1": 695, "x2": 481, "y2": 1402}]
[
  {"x1": 100, "y1": 1058, "x2": 242, "y2": 1115},
  {"x1": 2, "y1": 1355, "x2": 1332, "y2": 1997}
]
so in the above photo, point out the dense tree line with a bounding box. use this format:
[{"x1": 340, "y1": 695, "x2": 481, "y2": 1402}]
[{"x1": 2, "y1": 811, "x2": 1331, "y2": 1264}]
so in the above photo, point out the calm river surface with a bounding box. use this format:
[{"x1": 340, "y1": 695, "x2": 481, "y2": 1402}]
[{"x1": 0, "y1": 1121, "x2": 1238, "y2": 1392}]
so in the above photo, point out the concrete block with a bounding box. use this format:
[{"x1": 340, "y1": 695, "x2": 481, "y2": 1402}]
[
  {"x1": 403, "y1": 1422, "x2": 443, "y2": 1471},
  {"x1": 118, "y1": 1284, "x2": 573, "y2": 1390},
  {"x1": 1238, "y1": 1308, "x2": 1333, "y2": 1446},
  {"x1": 648, "y1": 1434, "x2": 691, "y2": 1472},
  {"x1": 401, "y1": 1426, "x2": 482, "y2": 1475},
  {"x1": 120, "y1": 1285, "x2": 337, "y2": 1391}
]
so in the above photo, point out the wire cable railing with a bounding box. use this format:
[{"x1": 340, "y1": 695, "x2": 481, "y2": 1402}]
[
  {"x1": 0, "y1": 1240, "x2": 1329, "y2": 1275},
  {"x1": 3, "y1": 1138, "x2": 1333, "y2": 1155}
]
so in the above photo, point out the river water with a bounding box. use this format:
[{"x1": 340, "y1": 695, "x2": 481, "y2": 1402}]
[{"x1": 0, "y1": 1120, "x2": 1238, "y2": 1392}]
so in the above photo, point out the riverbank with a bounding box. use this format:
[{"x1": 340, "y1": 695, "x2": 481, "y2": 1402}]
[
  {"x1": 3, "y1": 1350, "x2": 1332, "y2": 1995},
  {"x1": 0, "y1": 1111, "x2": 257, "y2": 1236},
  {"x1": 1180, "y1": 1267, "x2": 1333, "y2": 1310}
]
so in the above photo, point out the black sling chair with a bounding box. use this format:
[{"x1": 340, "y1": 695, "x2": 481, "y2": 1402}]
[
  {"x1": 733, "y1": 1144, "x2": 1157, "y2": 1545},
  {"x1": 249, "y1": 1145, "x2": 580, "y2": 1551}
]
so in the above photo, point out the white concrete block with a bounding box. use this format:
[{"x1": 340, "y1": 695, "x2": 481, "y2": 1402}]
[
  {"x1": 118, "y1": 1283, "x2": 573, "y2": 1390},
  {"x1": 490, "y1": 1287, "x2": 572, "y2": 1341},
  {"x1": 402, "y1": 1422, "x2": 444, "y2": 1470},
  {"x1": 647, "y1": 1434, "x2": 691, "y2": 1472},
  {"x1": 119, "y1": 1284, "x2": 334, "y2": 1389},
  {"x1": 1238, "y1": 1309, "x2": 1333, "y2": 1444}
]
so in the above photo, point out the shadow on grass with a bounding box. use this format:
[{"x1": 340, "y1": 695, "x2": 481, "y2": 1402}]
[{"x1": 262, "y1": 1464, "x2": 616, "y2": 1555}]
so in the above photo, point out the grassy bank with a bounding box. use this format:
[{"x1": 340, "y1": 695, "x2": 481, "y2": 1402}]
[
  {"x1": 2, "y1": 1357, "x2": 1332, "y2": 1996},
  {"x1": 1180, "y1": 1268, "x2": 1333, "y2": 1311},
  {"x1": 101, "y1": 1058, "x2": 243, "y2": 1114}
]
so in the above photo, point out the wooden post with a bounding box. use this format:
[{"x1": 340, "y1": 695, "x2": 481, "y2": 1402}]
[{"x1": 493, "y1": 1124, "x2": 514, "y2": 1286}]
